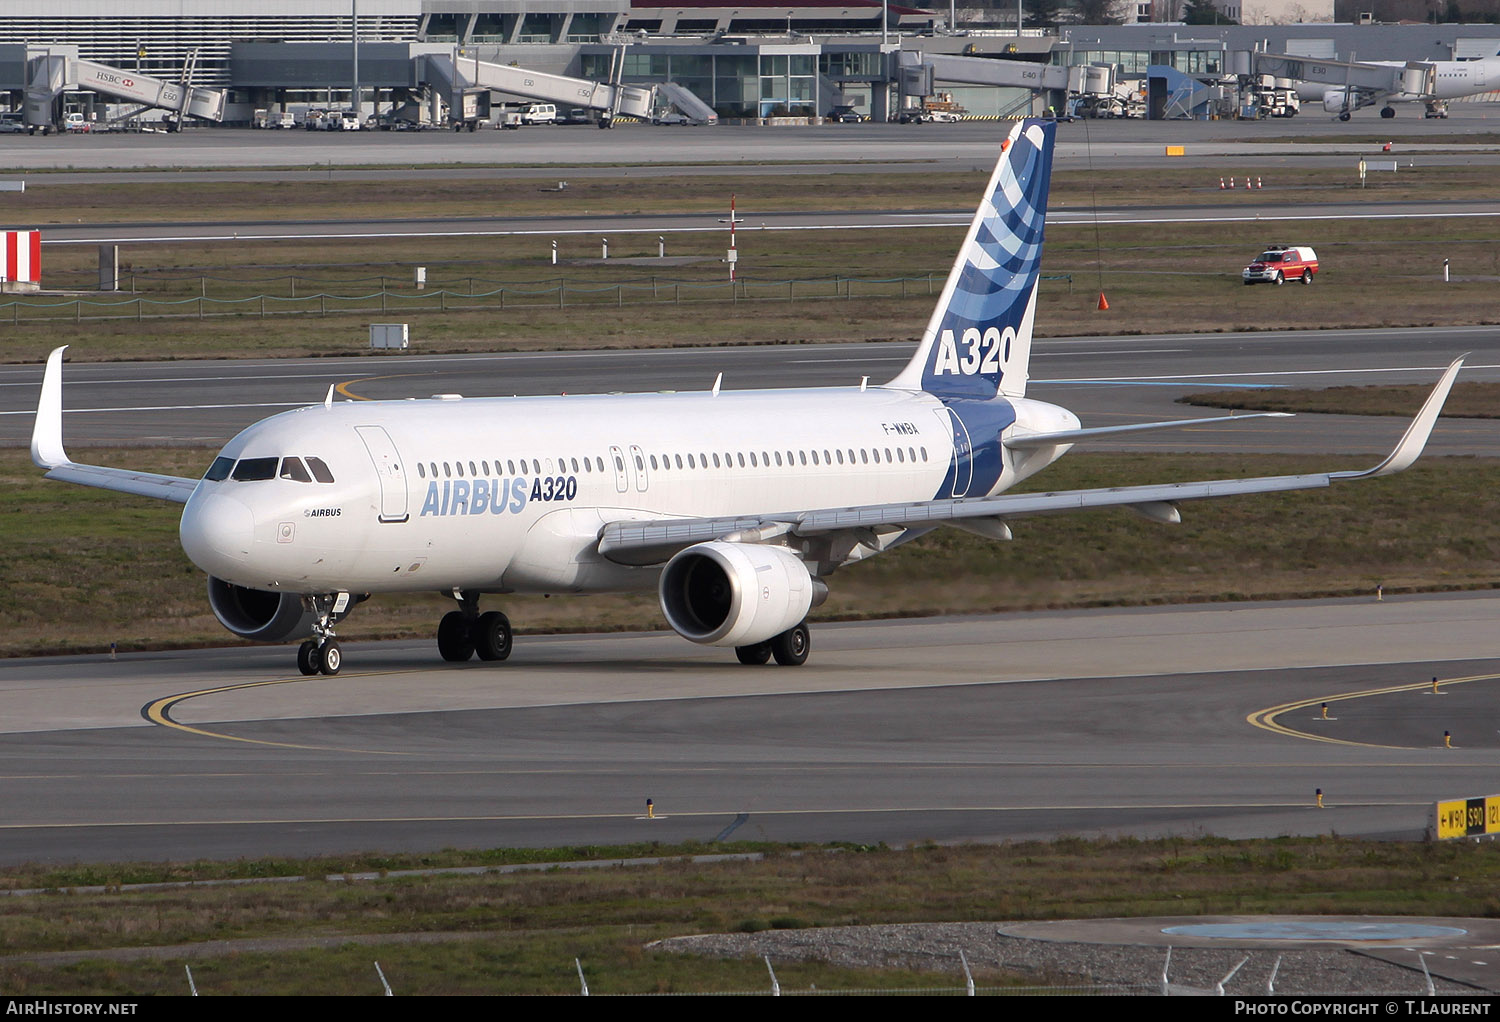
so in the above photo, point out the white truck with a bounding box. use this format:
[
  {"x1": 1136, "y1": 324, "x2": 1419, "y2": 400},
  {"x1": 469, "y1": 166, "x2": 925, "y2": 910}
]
[{"x1": 1240, "y1": 75, "x2": 1300, "y2": 119}]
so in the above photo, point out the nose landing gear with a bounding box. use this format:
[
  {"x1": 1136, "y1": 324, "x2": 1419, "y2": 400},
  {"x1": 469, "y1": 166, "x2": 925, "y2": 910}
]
[
  {"x1": 295, "y1": 592, "x2": 354, "y2": 676},
  {"x1": 297, "y1": 637, "x2": 343, "y2": 676}
]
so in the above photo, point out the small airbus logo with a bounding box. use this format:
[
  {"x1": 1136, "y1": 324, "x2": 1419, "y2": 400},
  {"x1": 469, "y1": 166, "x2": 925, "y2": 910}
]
[{"x1": 932, "y1": 325, "x2": 1014, "y2": 376}]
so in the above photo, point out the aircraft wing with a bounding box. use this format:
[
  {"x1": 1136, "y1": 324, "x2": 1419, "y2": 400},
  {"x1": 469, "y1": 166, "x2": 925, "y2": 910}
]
[
  {"x1": 598, "y1": 356, "x2": 1463, "y2": 566},
  {"x1": 31, "y1": 346, "x2": 201, "y2": 504}
]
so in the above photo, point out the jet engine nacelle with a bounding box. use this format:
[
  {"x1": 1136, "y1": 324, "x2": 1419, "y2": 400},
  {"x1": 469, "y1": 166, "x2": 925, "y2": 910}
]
[
  {"x1": 658, "y1": 542, "x2": 820, "y2": 647},
  {"x1": 206, "y1": 577, "x2": 315, "y2": 642},
  {"x1": 1322, "y1": 90, "x2": 1348, "y2": 113}
]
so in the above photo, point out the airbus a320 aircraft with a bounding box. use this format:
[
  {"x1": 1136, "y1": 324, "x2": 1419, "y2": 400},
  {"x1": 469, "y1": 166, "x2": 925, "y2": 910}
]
[
  {"x1": 1304, "y1": 46, "x2": 1500, "y2": 120},
  {"x1": 32, "y1": 119, "x2": 1463, "y2": 676}
]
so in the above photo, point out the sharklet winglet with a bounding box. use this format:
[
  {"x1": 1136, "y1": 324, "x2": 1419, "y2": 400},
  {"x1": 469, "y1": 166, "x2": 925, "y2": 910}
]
[
  {"x1": 1331, "y1": 355, "x2": 1465, "y2": 480},
  {"x1": 31, "y1": 345, "x2": 70, "y2": 470}
]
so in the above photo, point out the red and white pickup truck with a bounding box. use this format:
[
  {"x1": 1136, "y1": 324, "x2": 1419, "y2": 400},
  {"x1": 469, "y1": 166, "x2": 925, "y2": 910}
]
[{"x1": 1243, "y1": 245, "x2": 1319, "y2": 286}]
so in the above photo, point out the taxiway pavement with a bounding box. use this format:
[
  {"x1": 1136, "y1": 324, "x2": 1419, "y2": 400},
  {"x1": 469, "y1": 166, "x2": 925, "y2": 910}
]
[{"x1": 0, "y1": 593, "x2": 1495, "y2": 865}]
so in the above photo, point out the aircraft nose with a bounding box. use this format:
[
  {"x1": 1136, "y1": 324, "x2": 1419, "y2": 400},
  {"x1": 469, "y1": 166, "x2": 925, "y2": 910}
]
[{"x1": 180, "y1": 491, "x2": 255, "y2": 574}]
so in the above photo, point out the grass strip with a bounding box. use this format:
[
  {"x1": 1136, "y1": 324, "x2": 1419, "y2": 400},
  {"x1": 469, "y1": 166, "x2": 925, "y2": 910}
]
[
  {"x1": 1184, "y1": 381, "x2": 1500, "y2": 418},
  {"x1": 1, "y1": 837, "x2": 1498, "y2": 994}
]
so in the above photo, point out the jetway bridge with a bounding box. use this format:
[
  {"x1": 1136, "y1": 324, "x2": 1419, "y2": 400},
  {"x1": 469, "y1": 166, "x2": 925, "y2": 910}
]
[
  {"x1": 23, "y1": 52, "x2": 225, "y2": 131},
  {"x1": 895, "y1": 51, "x2": 1116, "y2": 118},
  {"x1": 1248, "y1": 51, "x2": 1419, "y2": 95},
  {"x1": 1247, "y1": 51, "x2": 1432, "y2": 119},
  {"x1": 424, "y1": 52, "x2": 656, "y2": 126}
]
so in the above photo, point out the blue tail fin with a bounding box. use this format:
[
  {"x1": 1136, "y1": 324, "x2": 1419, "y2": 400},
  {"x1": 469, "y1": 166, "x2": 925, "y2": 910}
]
[{"x1": 887, "y1": 119, "x2": 1056, "y2": 400}]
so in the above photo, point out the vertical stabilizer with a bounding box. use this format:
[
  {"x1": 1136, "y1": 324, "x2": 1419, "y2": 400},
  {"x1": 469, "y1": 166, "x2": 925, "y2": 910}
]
[{"x1": 886, "y1": 118, "x2": 1055, "y2": 400}]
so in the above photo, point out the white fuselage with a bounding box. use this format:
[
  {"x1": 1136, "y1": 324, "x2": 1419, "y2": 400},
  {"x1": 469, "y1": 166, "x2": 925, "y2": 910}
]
[
  {"x1": 178, "y1": 386, "x2": 1078, "y2": 597},
  {"x1": 1299, "y1": 56, "x2": 1498, "y2": 103}
]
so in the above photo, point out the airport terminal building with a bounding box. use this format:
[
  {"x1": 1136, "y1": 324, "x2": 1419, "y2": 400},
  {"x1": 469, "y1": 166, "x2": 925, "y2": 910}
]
[{"x1": 4, "y1": 3, "x2": 1500, "y2": 125}]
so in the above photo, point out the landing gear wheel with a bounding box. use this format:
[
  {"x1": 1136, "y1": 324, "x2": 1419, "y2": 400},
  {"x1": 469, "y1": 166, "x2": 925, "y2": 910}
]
[
  {"x1": 297, "y1": 640, "x2": 320, "y2": 676},
  {"x1": 1300, "y1": 269, "x2": 1312, "y2": 285},
  {"x1": 437, "y1": 611, "x2": 476, "y2": 662},
  {"x1": 770, "y1": 623, "x2": 810, "y2": 667},
  {"x1": 735, "y1": 641, "x2": 772, "y2": 665},
  {"x1": 319, "y1": 640, "x2": 342, "y2": 676},
  {"x1": 1338, "y1": 111, "x2": 1351, "y2": 122},
  {"x1": 1380, "y1": 106, "x2": 1396, "y2": 119},
  {"x1": 473, "y1": 611, "x2": 513, "y2": 662},
  {"x1": 1273, "y1": 271, "x2": 1284, "y2": 286}
]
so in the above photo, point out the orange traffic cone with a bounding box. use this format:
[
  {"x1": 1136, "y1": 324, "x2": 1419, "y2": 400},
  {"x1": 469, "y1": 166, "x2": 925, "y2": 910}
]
[
  {"x1": 1382, "y1": 141, "x2": 1393, "y2": 152},
  {"x1": 1097, "y1": 292, "x2": 1110, "y2": 311}
]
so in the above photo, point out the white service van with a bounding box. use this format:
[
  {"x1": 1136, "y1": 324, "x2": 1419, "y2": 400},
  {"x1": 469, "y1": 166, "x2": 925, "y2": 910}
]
[{"x1": 520, "y1": 103, "x2": 557, "y2": 125}]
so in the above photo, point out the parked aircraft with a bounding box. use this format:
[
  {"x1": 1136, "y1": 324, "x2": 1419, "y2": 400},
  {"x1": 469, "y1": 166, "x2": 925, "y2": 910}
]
[
  {"x1": 31, "y1": 119, "x2": 1464, "y2": 675},
  {"x1": 1302, "y1": 48, "x2": 1500, "y2": 119}
]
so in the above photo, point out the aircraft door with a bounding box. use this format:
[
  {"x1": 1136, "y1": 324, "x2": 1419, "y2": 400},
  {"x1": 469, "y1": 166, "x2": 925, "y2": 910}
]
[
  {"x1": 608, "y1": 446, "x2": 628, "y2": 493},
  {"x1": 629, "y1": 444, "x2": 650, "y2": 492},
  {"x1": 354, "y1": 425, "x2": 410, "y2": 523}
]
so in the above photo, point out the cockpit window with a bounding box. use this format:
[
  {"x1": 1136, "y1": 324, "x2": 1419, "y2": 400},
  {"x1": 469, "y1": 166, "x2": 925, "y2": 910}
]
[
  {"x1": 231, "y1": 457, "x2": 278, "y2": 481},
  {"x1": 305, "y1": 457, "x2": 335, "y2": 483},
  {"x1": 280, "y1": 458, "x2": 312, "y2": 483},
  {"x1": 204, "y1": 457, "x2": 234, "y2": 482}
]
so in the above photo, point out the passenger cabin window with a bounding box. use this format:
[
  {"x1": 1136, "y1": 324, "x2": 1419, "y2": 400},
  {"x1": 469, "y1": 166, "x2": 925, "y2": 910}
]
[
  {"x1": 205, "y1": 457, "x2": 234, "y2": 481},
  {"x1": 280, "y1": 458, "x2": 312, "y2": 483}
]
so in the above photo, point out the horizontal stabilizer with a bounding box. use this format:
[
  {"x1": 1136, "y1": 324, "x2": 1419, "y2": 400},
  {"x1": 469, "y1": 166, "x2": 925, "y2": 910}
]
[{"x1": 1004, "y1": 412, "x2": 1293, "y2": 450}]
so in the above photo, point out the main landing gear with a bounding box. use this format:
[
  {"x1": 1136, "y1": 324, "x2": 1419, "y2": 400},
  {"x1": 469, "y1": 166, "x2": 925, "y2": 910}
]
[
  {"x1": 734, "y1": 621, "x2": 810, "y2": 667},
  {"x1": 437, "y1": 590, "x2": 513, "y2": 663}
]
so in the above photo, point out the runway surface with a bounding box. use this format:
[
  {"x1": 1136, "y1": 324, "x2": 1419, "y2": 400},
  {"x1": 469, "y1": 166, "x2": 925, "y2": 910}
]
[
  {"x1": 2, "y1": 327, "x2": 1496, "y2": 456},
  {"x1": 1, "y1": 593, "x2": 1496, "y2": 865},
  {"x1": 5, "y1": 113, "x2": 1500, "y2": 173},
  {"x1": 32, "y1": 195, "x2": 1500, "y2": 246}
]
